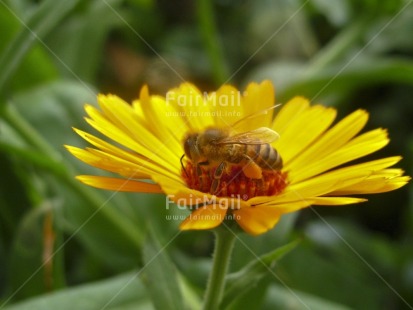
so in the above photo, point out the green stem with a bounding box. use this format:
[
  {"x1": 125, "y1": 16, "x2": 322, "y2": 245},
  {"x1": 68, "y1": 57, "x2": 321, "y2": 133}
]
[
  {"x1": 203, "y1": 226, "x2": 236, "y2": 310},
  {"x1": 197, "y1": 0, "x2": 228, "y2": 85}
]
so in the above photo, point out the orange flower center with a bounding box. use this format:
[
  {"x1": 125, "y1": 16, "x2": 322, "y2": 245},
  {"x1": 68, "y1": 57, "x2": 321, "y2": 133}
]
[{"x1": 182, "y1": 162, "x2": 288, "y2": 200}]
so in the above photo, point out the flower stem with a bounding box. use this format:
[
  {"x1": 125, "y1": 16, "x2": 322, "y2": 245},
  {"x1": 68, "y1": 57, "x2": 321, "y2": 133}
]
[
  {"x1": 203, "y1": 226, "x2": 236, "y2": 310},
  {"x1": 197, "y1": 0, "x2": 228, "y2": 85}
]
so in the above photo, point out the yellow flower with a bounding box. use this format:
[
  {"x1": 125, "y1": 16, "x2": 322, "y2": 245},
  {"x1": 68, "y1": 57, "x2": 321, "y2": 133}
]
[{"x1": 66, "y1": 81, "x2": 410, "y2": 235}]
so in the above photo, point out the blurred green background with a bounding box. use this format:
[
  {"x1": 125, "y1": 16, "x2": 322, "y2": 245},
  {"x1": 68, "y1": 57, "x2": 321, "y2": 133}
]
[{"x1": 1, "y1": 0, "x2": 413, "y2": 309}]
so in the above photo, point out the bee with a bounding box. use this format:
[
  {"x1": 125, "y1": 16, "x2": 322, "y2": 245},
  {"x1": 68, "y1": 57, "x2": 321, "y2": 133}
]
[{"x1": 181, "y1": 125, "x2": 282, "y2": 195}]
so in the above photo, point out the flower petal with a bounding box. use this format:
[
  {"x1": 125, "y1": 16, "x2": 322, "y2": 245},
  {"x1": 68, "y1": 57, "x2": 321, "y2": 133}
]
[
  {"x1": 331, "y1": 174, "x2": 410, "y2": 195},
  {"x1": 250, "y1": 199, "x2": 316, "y2": 214},
  {"x1": 209, "y1": 84, "x2": 244, "y2": 128},
  {"x1": 166, "y1": 83, "x2": 214, "y2": 131},
  {"x1": 179, "y1": 204, "x2": 227, "y2": 230},
  {"x1": 287, "y1": 109, "x2": 369, "y2": 174},
  {"x1": 66, "y1": 145, "x2": 150, "y2": 179},
  {"x1": 96, "y1": 95, "x2": 180, "y2": 167},
  {"x1": 311, "y1": 197, "x2": 367, "y2": 205},
  {"x1": 290, "y1": 128, "x2": 389, "y2": 182},
  {"x1": 248, "y1": 167, "x2": 370, "y2": 208},
  {"x1": 73, "y1": 128, "x2": 157, "y2": 167},
  {"x1": 76, "y1": 175, "x2": 164, "y2": 193},
  {"x1": 137, "y1": 85, "x2": 187, "y2": 156},
  {"x1": 241, "y1": 80, "x2": 275, "y2": 131},
  {"x1": 233, "y1": 205, "x2": 281, "y2": 235},
  {"x1": 272, "y1": 96, "x2": 310, "y2": 134},
  {"x1": 84, "y1": 107, "x2": 178, "y2": 173},
  {"x1": 274, "y1": 103, "x2": 337, "y2": 164}
]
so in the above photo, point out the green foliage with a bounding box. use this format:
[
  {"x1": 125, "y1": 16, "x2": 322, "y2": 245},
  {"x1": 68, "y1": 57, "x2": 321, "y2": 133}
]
[
  {"x1": 222, "y1": 239, "x2": 300, "y2": 309},
  {"x1": 140, "y1": 229, "x2": 185, "y2": 310},
  {"x1": 0, "y1": 0, "x2": 412, "y2": 309},
  {"x1": 3, "y1": 271, "x2": 154, "y2": 310}
]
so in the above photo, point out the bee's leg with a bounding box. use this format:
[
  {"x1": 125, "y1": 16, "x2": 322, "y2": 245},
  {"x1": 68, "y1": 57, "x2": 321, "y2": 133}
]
[
  {"x1": 197, "y1": 161, "x2": 209, "y2": 191},
  {"x1": 211, "y1": 162, "x2": 226, "y2": 194},
  {"x1": 241, "y1": 155, "x2": 263, "y2": 179},
  {"x1": 180, "y1": 154, "x2": 189, "y2": 178}
]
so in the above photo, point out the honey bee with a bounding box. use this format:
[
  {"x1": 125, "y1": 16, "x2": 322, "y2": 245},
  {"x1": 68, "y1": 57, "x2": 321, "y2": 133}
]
[{"x1": 182, "y1": 125, "x2": 282, "y2": 195}]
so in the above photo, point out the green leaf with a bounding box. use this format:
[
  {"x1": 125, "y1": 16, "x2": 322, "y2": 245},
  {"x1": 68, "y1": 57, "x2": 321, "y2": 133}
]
[
  {"x1": 0, "y1": 141, "x2": 66, "y2": 178},
  {"x1": 262, "y1": 284, "x2": 352, "y2": 310},
  {"x1": 1, "y1": 81, "x2": 146, "y2": 271},
  {"x1": 275, "y1": 218, "x2": 411, "y2": 309},
  {"x1": 141, "y1": 229, "x2": 185, "y2": 310},
  {"x1": 221, "y1": 239, "x2": 300, "y2": 309},
  {"x1": 0, "y1": 0, "x2": 81, "y2": 98},
  {"x1": 10, "y1": 80, "x2": 96, "y2": 152},
  {"x1": 2, "y1": 271, "x2": 153, "y2": 310},
  {"x1": 225, "y1": 279, "x2": 269, "y2": 310},
  {"x1": 0, "y1": 3, "x2": 57, "y2": 93},
  {"x1": 45, "y1": 0, "x2": 124, "y2": 82},
  {"x1": 0, "y1": 153, "x2": 33, "y2": 249},
  {"x1": 248, "y1": 57, "x2": 413, "y2": 104},
  {"x1": 229, "y1": 213, "x2": 298, "y2": 274},
  {"x1": 6, "y1": 202, "x2": 66, "y2": 301},
  {"x1": 247, "y1": 0, "x2": 318, "y2": 60},
  {"x1": 310, "y1": 0, "x2": 351, "y2": 26}
]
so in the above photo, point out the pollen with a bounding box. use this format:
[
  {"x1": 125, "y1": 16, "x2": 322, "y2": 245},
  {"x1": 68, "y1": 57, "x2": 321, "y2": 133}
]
[{"x1": 182, "y1": 162, "x2": 288, "y2": 200}]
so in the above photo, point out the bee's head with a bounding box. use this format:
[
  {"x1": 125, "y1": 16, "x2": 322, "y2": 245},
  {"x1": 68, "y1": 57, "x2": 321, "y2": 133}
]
[{"x1": 183, "y1": 133, "x2": 199, "y2": 161}]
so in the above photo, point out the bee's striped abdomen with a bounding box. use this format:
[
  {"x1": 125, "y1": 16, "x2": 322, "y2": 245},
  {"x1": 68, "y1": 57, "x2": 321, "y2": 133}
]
[{"x1": 246, "y1": 144, "x2": 282, "y2": 170}]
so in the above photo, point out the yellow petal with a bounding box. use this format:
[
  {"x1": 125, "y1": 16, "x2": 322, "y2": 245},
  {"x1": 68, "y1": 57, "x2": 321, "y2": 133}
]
[
  {"x1": 96, "y1": 95, "x2": 180, "y2": 167},
  {"x1": 137, "y1": 86, "x2": 187, "y2": 155},
  {"x1": 152, "y1": 175, "x2": 196, "y2": 199},
  {"x1": 72, "y1": 128, "x2": 169, "y2": 173},
  {"x1": 66, "y1": 145, "x2": 150, "y2": 179},
  {"x1": 233, "y1": 205, "x2": 281, "y2": 235},
  {"x1": 288, "y1": 109, "x2": 369, "y2": 173},
  {"x1": 208, "y1": 84, "x2": 244, "y2": 128},
  {"x1": 274, "y1": 103, "x2": 337, "y2": 164},
  {"x1": 88, "y1": 148, "x2": 181, "y2": 182},
  {"x1": 76, "y1": 175, "x2": 164, "y2": 193},
  {"x1": 332, "y1": 174, "x2": 410, "y2": 195},
  {"x1": 290, "y1": 128, "x2": 389, "y2": 182},
  {"x1": 241, "y1": 80, "x2": 275, "y2": 131},
  {"x1": 73, "y1": 128, "x2": 149, "y2": 161},
  {"x1": 272, "y1": 96, "x2": 310, "y2": 134},
  {"x1": 131, "y1": 85, "x2": 146, "y2": 118},
  {"x1": 278, "y1": 171, "x2": 366, "y2": 204},
  {"x1": 84, "y1": 113, "x2": 178, "y2": 174},
  {"x1": 166, "y1": 83, "x2": 214, "y2": 131},
  {"x1": 247, "y1": 166, "x2": 369, "y2": 208},
  {"x1": 167, "y1": 189, "x2": 214, "y2": 206},
  {"x1": 331, "y1": 156, "x2": 401, "y2": 172},
  {"x1": 167, "y1": 186, "x2": 250, "y2": 209},
  {"x1": 247, "y1": 199, "x2": 315, "y2": 215},
  {"x1": 179, "y1": 204, "x2": 227, "y2": 230},
  {"x1": 311, "y1": 197, "x2": 367, "y2": 205},
  {"x1": 249, "y1": 156, "x2": 407, "y2": 208}
]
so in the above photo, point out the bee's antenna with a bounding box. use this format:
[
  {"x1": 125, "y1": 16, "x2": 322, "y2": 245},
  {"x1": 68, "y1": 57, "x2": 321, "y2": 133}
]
[
  {"x1": 231, "y1": 104, "x2": 282, "y2": 129},
  {"x1": 180, "y1": 154, "x2": 189, "y2": 178}
]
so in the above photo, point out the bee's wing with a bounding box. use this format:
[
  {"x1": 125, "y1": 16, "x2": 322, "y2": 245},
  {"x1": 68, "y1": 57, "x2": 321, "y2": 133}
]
[{"x1": 216, "y1": 127, "x2": 279, "y2": 145}]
